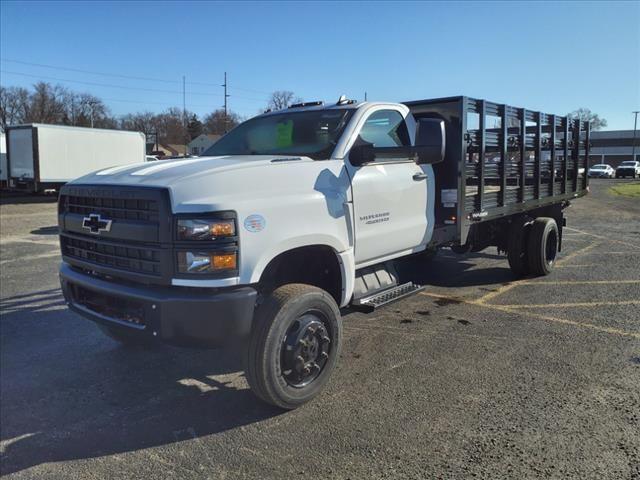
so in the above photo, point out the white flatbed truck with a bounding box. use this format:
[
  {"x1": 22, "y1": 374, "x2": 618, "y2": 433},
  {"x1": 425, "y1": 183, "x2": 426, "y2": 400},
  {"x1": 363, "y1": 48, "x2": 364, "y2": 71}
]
[{"x1": 57, "y1": 96, "x2": 590, "y2": 409}]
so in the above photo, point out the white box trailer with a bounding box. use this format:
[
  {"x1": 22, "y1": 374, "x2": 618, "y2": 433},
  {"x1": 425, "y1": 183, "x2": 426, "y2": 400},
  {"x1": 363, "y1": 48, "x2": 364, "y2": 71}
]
[
  {"x1": 0, "y1": 132, "x2": 7, "y2": 187},
  {"x1": 6, "y1": 124, "x2": 146, "y2": 192}
]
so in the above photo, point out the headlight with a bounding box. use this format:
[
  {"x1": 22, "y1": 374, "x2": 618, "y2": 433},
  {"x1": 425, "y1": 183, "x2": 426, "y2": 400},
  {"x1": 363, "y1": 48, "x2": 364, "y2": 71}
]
[
  {"x1": 177, "y1": 218, "x2": 235, "y2": 241},
  {"x1": 177, "y1": 251, "x2": 237, "y2": 274}
]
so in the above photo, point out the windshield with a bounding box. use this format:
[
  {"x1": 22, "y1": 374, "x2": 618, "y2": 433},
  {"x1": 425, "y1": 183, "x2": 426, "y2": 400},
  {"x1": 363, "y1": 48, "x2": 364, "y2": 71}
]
[
  {"x1": 620, "y1": 161, "x2": 637, "y2": 166},
  {"x1": 591, "y1": 165, "x2": 606, "y2": 169},
  {"x1": 202, "y1": 109, "x2": 354, "y2": 160}
]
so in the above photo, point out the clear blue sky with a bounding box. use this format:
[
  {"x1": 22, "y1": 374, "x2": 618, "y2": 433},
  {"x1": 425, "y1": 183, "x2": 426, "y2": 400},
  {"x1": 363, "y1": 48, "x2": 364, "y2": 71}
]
[{"x1": 1, "y1": 0, "x2": 638, "y2": 129}]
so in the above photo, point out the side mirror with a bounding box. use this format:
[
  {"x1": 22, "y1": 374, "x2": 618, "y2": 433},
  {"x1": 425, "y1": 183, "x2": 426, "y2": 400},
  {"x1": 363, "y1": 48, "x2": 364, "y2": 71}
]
[
  {"x1": 349, "y1": 139, "x2": 376, "y2": 166},
  {"x1": 348, "y1": 120, "x2": 446, "y2": 167},
  {"x1": 414, "y1": 118, "x2": 446, "y2": 164}
]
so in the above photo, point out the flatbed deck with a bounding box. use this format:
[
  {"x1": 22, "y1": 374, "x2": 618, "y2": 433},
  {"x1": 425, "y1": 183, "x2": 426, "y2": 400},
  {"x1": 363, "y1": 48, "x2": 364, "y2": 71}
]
[{"x1": 404, "y1": 96, "x2": 590, "y2": 245}]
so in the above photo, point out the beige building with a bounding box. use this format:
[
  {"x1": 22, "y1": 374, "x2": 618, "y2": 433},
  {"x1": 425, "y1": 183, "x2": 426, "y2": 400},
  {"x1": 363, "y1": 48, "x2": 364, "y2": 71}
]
[
  {"x1": 188, "y1": 134, "x2": 221, "y2": 155},
  {"x1": 149, "y1": 143, "x2": 187, "y2": 158}
]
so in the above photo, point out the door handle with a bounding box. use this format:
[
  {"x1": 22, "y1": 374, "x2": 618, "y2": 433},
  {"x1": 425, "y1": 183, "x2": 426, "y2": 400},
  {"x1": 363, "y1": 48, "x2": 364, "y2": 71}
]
[{"x1": 412, "y1": 172, "x2": 428, "y2": 181}]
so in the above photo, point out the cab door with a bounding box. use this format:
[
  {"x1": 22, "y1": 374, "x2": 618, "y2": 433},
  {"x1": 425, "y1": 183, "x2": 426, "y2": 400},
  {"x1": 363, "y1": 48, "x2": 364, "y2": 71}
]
[{"x1": 345, "y1": 108, "x2": 433, "y2": 266}]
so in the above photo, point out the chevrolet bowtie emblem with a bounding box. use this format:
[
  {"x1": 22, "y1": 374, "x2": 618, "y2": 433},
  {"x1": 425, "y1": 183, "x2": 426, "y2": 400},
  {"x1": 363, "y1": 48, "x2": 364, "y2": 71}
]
[{"x1": 82, "y1": 214, "x2": 112, "y2": 234}]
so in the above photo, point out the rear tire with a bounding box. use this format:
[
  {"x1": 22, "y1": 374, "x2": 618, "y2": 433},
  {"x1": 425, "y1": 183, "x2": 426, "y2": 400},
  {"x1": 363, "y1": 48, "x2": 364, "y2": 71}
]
[
  {"x1": 507, "y1": 216, "x2": 532, "y2": 278},
  {"x1": 245, "y1": 284, "x2": 342, "y2": 410},
  {"x1": 527, "y1": 217, "x2": 559, "y2": 276}
]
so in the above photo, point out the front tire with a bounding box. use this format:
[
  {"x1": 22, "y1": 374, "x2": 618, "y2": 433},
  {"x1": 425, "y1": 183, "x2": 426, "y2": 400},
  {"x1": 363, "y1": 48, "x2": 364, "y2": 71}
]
[
  {"x1": 245, "y1": 284, "x2": 342, "y2": 410},
  {"x1": 527, "y1": 217, "x2": 559, "y2": 276}
]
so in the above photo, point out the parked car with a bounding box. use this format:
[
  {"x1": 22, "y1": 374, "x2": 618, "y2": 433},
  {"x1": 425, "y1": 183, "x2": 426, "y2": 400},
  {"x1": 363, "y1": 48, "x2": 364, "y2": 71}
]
[
  {"x1": 588, "y1": 164, "x2": 615, "y2": 178},
  {"x1": 615, "y1": 160, "x2": 640, "y2": 178}
]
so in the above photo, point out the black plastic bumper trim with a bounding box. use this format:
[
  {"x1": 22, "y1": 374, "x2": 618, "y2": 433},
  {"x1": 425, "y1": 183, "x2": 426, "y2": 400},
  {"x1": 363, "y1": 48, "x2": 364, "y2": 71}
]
[{"x1": 59, "y1": 263, "x2": 257, "y2": 348}]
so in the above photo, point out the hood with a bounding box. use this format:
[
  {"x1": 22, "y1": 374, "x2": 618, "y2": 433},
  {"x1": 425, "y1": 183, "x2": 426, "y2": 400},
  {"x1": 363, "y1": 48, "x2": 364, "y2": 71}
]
[
  {"x1": 68, "y1": 154, "x2": 347, "y2": 214},
  {"x1": 71, "y1": 155, "x2": 311, "y2": 187}
]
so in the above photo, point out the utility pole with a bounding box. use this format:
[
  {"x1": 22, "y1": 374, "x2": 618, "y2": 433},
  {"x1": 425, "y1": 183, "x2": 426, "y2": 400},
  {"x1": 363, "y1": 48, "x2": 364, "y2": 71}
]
[
  {"x1": 364, "y1": 91, "x2": 367, "y2": 102},
  {"x1": 183, "y1": 75, "x2": 187, "y2": 156},
  {"x1": 632, "y1": 110, "x2": 639, "y2": 163},
  {"x1": 222, "y1": 72, "x2": 230, "y2": 132},
  {"x1": 88, "y1": 100, "x2": 97, "y2": 128}
]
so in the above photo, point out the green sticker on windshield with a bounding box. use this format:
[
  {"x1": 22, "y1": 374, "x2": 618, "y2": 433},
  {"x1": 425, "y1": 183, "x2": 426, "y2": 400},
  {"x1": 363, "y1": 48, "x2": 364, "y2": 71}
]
[{"x1": 276, "y1": 120, "x2": 293, "y2": 148}]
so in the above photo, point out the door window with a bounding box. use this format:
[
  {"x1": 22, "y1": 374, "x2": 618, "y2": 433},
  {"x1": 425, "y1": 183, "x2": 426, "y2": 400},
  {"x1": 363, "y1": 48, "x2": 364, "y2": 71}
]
[{"x1": 359, "y1": 110, "x2": 410, "y2": 147}]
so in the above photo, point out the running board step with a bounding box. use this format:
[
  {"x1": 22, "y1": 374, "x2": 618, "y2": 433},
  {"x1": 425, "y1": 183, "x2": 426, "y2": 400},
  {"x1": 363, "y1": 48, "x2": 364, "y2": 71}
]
[{"x1": 351, "y1": 282, "x2": 425, "y2": 313}]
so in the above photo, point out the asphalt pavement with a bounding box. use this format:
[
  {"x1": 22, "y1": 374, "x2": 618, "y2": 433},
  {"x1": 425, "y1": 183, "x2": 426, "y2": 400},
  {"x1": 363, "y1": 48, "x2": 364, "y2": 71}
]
[{"x1": 1, "y1": 179, "x2": 639, "y2": 479}]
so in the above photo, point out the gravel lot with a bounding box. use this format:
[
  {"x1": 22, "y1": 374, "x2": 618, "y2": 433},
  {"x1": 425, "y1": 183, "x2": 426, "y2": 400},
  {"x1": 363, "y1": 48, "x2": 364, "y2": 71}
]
[{"x1": 1, "y1": 179, "x2": 639, "y2": 479}]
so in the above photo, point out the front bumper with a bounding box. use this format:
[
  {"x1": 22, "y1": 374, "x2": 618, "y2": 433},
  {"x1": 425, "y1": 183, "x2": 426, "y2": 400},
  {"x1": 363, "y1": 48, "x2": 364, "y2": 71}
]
[{"x1": 59, "y1": 263, "x2": 257, "y2": 348}]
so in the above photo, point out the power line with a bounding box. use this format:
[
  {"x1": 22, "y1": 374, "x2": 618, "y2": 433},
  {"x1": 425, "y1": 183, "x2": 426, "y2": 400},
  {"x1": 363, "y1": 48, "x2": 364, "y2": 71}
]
[
  {"x1": 0, "y1": 69, "x2": 222, "y2": 96},
  {"x1": 0, "y1": 58, "x2": 273, "y2": 95},
  {"x1": 0, "y1": 83, "x2": 225, "y2": 111},
  {"x1": 1, "y1": 58, "x2": 183, "y2": 84},
  {"x1": 88, "y1": 96, "x2": 209, "y2": 109},
  {"x1": 0, "y1": 69, "x2": 269, "y2": 103}
]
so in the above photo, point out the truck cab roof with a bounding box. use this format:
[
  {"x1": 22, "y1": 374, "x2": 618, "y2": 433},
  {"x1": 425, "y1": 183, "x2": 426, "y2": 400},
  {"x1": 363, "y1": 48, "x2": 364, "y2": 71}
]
[{"x1": 259, "y1": 100, "x2": 404, "y2": 118}]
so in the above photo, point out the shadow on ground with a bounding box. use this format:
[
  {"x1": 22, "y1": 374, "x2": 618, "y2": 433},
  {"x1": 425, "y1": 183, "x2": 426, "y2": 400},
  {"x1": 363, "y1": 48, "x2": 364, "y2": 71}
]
[
  {"x1": 398, "y1": 249, "x2": 515, "y2": 288},
  {"x1": 0, "y1": 289, "x2": 282, "y2": 475},
  {"x1": 0, "y1": 193, "x2": 58, "y2": 205},
  {"x1": 1, "y1": 249, "x2": 514, "y2": 475},
  {"x1": 30, "y1": 226, "x2": 60, "y2": 236}
]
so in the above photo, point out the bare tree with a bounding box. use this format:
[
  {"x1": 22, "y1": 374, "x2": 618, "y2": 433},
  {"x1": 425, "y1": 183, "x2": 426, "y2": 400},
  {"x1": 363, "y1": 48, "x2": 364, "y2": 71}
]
[
  {"x1": 267, "y1": 90, "x2": 302, "y2": 111},
  {"x1": 1, "y1": 83, "x2": 118, "y2": 131},
  {"x1": 156, "y1": 107, "x2": 191, "y2": 144},
  {"x1": 203, "y1": 109, "x2": 241, "y2": 134},
  {"x1": 25, "y1": 82, "x2": 70, "y2": 124},
  {"x1": 0, "y1": 86, "x2": 30, "y2": 131},
  {"x1": 66, "y1": 92, "x2": 113, "y2": 128},
  {"x1": 120, "y1": 108, "x2": 194, "y2": 145},
  {"x1": 119, "y1": 111, "x2": 158, "y2": 135},
  {"x1": 567, "y1": 108, "x2": 608, "y2": 131}
]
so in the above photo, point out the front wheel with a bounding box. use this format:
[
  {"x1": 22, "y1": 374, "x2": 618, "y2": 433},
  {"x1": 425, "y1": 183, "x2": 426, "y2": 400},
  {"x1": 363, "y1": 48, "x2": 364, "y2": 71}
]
[{"x1": 245, "y1": 284, "x2": 342, "y2": 410}]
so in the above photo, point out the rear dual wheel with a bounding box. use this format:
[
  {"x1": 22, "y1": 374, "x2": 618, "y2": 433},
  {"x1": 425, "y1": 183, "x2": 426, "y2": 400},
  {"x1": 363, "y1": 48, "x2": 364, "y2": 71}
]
[
  {"x1": 507, "y1": 216, "x2": 559, "y2": 278},
  {"x1": 507, "y1": 216, "x2": 532, "y2": 277},
  {"x1": 527, "y1": 217, "x2": 559, "y2": 276},
  {"x1": 245, "y1": 284, "x2": 342, "y2": 410}
]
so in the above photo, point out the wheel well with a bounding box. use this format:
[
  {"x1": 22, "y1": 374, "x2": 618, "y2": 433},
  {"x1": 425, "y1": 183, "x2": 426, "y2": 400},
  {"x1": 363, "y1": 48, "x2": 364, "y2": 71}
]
[{"x1": 258, "y1": 246, "x2": 342, "y2": 304}]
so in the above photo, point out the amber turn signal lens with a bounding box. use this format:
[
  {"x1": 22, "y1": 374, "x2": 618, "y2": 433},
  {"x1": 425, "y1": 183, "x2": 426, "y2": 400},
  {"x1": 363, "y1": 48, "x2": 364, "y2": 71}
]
[
  {"x1": 212, "y1": 253, "x2": 237, "y2": 270},
  {"x1": 210, "y1": 221, "x2": 235, "y2": 237}
]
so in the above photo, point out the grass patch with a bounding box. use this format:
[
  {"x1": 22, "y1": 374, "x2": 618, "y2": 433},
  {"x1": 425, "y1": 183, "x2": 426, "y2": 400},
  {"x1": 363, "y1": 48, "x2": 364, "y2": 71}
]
[{"x1": 609, "y1": 182, "x2": 640, "y2": 198}]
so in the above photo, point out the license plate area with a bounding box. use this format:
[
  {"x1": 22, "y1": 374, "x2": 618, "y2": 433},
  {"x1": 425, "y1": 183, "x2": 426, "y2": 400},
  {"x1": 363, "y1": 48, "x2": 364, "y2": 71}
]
[{"x1": 72, "y1": 284, "x2": 146, "y2": 328}]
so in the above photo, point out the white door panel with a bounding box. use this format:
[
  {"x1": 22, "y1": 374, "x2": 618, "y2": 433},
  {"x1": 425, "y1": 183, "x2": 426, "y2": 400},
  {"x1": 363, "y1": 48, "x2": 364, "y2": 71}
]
[
  {"x1": 350, "y1": 162, "x2": 429, "y2": 264},
  {"x1": 344, "y1": 107, "x2": 431, "y2": 266}
]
